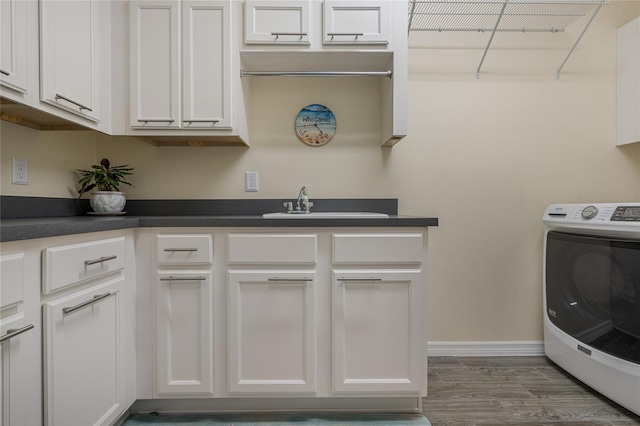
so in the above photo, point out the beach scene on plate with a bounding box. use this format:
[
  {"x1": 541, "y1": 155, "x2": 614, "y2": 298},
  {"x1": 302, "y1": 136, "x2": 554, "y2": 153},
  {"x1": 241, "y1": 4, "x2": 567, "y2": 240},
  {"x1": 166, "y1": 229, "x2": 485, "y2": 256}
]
[{"x1": 296, "y1": 103, "x2": 337, "y2": 146}]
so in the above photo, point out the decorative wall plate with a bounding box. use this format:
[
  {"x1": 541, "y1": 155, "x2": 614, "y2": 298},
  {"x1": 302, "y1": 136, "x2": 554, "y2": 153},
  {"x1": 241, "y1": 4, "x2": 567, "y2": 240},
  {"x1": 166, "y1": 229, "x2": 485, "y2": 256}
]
[{"x1": 295, "y1": 104, "x2": 336, "y2": 146}]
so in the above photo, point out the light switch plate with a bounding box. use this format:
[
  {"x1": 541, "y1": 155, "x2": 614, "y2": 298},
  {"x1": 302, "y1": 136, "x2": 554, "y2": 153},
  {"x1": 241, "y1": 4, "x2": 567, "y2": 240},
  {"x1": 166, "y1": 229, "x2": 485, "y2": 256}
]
[
  {"x1": 12, "y1": 158, "x2": 28, "y2": 185},
  {"x1": 245, "y1": 171, "x2": 258, "y2": 192}
]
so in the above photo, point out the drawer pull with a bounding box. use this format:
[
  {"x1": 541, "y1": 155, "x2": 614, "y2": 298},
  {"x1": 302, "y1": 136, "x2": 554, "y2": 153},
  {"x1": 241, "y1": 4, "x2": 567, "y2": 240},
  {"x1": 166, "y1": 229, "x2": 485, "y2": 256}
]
[
  {"x1": 163, "y1": 248, "x2": 198, "y2": 252},
  {"x1": 84, "y1": 255, "x2": 117, "y2": 266},
  {"x1": 55, "y1": 93, "x2": 93, "y2": 111},
  {"x1": 339, "y1": 277, "x2": 382, "y2": 282},
  {"x1": 268, "y1": 277, "x2": 313, "y2": 282},
  {"x1": 160, "y1": 276, "x2": 207, "y2": 281},
  {"x1": 0, "y1": 324, "x2": 35, "y2": 344},
  {"x1": 0, "y1": 69, "x2": 9, "y2": 76},
  {"x1": 63, "y1": 293, "x2": 112, "y2": 316}
]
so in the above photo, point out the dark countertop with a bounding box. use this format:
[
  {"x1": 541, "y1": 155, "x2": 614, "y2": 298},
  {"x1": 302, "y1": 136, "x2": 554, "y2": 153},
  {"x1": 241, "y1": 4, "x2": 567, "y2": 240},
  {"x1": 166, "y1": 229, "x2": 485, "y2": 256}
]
[
  {"x1": 0, "y1": 215, "x2": 439, "y2": 243},
  {"x1": 0, "y1": 197, "x2": 438, "y2": 242}
]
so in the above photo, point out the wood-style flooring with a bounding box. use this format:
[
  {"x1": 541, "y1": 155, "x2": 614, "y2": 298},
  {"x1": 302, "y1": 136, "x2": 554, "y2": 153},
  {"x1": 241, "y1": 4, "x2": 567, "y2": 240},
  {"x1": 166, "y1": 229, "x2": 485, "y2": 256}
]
[{"x1": 423, "y1": 356, "x2": 640, "y2": 426}]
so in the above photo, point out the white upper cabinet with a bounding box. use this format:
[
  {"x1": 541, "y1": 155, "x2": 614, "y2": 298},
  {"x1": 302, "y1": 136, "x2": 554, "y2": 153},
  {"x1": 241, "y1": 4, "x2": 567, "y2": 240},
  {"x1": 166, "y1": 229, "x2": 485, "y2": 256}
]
[
  {"x1": 129, "y1": 1, "x2": 181, "y2": 129},
  {"x1": 617, "y1": 17, "x2": 640, "y2": 146},
  {"x1": 323, "y1": 0, "x2": 389, "y2": 45},
  {"x1": 244, "y1": 0, "x2": 310, "y2": 45},
  {"x1": 182, "y1": 0, "x2": 232, "y2": 128},
  {"x1": 243, "y1": 0, "x2": 391, "y2": 49},
  {"x1": 40, "y1": 0, "x2": 101, "y2": 122},
  {"x1": 0, "y1": 0, "x2": 28, "y2": 93},
  {"x1": 129, "y1": 0, "x2": 232, "y2": 131}
]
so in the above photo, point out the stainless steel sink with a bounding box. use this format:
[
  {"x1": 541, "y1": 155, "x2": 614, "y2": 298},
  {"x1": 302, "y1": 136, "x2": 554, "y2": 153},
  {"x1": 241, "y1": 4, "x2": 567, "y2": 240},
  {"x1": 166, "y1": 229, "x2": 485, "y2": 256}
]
[{"x1": 262, "y1": 212, "x2": 389, "y2": 219}]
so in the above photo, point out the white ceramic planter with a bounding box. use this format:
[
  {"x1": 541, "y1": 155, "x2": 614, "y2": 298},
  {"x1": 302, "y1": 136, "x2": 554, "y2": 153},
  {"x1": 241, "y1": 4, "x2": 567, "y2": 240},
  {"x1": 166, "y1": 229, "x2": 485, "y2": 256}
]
[{"x1": 90, "y1": 191, "x2": 126, "y2": 213}]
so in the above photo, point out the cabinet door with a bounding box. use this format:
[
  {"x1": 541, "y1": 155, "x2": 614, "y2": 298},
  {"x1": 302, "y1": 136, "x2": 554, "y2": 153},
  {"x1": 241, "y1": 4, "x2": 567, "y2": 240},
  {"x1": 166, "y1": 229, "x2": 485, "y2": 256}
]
[
  {"x1": 227, "y1": 271, "x2": 316, "y2": 394},
  {"x1": 323, "y1": 0, "x2": 389, "y2": 45},
  {"x1": 0, "y1": 0, "x2": 28, "y2": 93},
  {"x1": 182, "y1": 1, "x2": 231, "y2": 129},
  {"x1": 332, "y1": 270, "x2": 423, "y2": 392},
  {"x1": 0, "y1": 312, "x2": 35, "y2": 426},
  {"x1": 155, "y1": 271, "x2": 214, "y2": 397},
  {"x1": 244, "y1": 0, "x2": 310, "y2": 45},
  {"x1": 40, "y1": 0, "x2": 100, "y2": 121},
  {"x1": 43, "y1": 278, "x2": 125, "y2": 426},
  {"x1": 129, "y1": 0, "x2": 180, "y2": 129}
]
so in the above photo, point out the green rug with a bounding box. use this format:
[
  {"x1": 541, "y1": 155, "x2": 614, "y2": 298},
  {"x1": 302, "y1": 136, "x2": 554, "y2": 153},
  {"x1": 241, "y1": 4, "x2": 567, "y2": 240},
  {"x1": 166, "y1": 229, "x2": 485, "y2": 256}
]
[{"x1": 122, "y1": 412, "x2": 431, "y2": 425}]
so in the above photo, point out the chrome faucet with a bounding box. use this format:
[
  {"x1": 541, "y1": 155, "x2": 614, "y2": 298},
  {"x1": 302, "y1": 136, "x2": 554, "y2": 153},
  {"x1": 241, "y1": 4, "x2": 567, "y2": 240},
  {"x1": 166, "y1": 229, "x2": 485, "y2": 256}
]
[
  {"x1": 284, "y1": 186, "x2": 313, "y2": 214},
  {"x1": 296, "y1": 186, "x2": 313, "y2": 213}
]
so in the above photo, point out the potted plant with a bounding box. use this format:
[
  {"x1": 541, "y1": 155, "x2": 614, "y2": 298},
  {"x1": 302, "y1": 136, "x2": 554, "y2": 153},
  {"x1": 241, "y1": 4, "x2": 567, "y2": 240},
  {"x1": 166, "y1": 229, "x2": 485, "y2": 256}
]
[{"x1": 77, "y1": 158, "x2": 134, "y2": 213}]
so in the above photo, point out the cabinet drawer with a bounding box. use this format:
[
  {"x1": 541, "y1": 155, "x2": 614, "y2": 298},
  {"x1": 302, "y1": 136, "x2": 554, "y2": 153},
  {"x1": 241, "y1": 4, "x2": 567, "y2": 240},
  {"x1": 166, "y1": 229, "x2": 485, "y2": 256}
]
[
  {"x1": 333, "y1": 234, "x2": 423, "y2": 264},
  {"x1": 323, "y1": 0, "x2": 389, "y2": 45},
  {"x1": 0, "y1": 253, "x2": 25, "y2": 309},
  {"x1": 156, "y1": 234, "x2": 213, "y2": 265},
  {"x1": 43, "y1": 237, "x2": 125, "y2": 295},
  {"x1": 228, "y1": 234, "x2": 317, "y2": 264}
]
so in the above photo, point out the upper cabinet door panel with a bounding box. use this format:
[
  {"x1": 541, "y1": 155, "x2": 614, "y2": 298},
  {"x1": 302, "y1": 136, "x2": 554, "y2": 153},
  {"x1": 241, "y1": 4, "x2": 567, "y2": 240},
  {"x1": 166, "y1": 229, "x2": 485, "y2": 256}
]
[
  {"x1": 245, "y1": 0, "x2": 310, "y2": 45},
  {"x1": 0, "y1": 0, "x2": 28, "y2": 93},
  {"x1": 40, "y1": 0, "x2": 100, "y2": 122},
  {"x1": 323, "y1": 0, "x2": 389, "y2": 45},
  {"x1": 182, "y1": 0, "x2": 231, "y2": 128},
  {"x1": 129, "y1": 1, "x2": 180, "y2": 128}
]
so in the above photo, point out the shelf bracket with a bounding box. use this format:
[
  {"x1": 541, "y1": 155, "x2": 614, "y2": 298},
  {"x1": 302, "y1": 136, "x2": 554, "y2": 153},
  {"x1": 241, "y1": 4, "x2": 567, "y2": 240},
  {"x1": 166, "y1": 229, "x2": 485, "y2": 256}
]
[
  {"x1": 555, "y1": 1, "x2": 605, "y2": 79},
  {"x1": 476, "y1": 0, "x2": 509, "y2": 79}
]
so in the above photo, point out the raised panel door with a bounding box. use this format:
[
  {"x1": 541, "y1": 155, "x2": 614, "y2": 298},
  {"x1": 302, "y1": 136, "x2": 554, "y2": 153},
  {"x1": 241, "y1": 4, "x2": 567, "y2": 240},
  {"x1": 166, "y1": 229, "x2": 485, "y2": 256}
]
[
  {"x1": 182, "y1": 1, "x2": 231, "y2": 129},
  {"x1": 155, "y1": 271, "x2": 214, "y2": 397},
  {"x1": 40, "y1": 0, "x2": 100, "y2": 121},
  {"x1": 0, "y1": 0, "x2": 28, "y2": 93},
  {"x1": 0, "y1": 312, "x2": 34, "y2": 426},
  {"x1": 323, "y1": 0, "x2": 389, "y2": 45},
  {"x1": 332, "y1": 270, "x2": 423, "y2": 392},
  {"x1": 43, "y1": 278, "x2": 125, "y2": 426},
  {"x1": 244, "y1": 0, "x2": 310, "y2": 45},
  {"x1": 129, "y1": 0, "x2": 180, "y2": 128},
  {"x1": 227, "y1": 270, "x2": 316, "y2": 394}
]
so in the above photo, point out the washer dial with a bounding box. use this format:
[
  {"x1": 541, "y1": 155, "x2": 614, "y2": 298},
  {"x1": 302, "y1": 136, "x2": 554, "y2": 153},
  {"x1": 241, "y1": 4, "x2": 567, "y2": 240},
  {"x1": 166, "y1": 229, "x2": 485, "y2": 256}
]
[{"x1": 581, "y1": 205, "x2": 598, "y2": 219}]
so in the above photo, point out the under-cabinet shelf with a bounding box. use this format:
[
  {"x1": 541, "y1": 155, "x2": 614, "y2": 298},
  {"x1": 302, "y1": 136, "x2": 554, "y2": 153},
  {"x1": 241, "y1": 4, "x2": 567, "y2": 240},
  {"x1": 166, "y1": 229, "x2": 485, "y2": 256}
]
[{"x1": 408, "y1": 0, "x2": 608, "y2": 78}]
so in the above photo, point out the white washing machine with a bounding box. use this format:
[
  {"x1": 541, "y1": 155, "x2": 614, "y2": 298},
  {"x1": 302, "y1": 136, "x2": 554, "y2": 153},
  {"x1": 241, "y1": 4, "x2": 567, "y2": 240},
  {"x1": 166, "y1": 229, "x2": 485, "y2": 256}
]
[{"x1": 543, "y1": 203, "x2": 640, "y2": 415}]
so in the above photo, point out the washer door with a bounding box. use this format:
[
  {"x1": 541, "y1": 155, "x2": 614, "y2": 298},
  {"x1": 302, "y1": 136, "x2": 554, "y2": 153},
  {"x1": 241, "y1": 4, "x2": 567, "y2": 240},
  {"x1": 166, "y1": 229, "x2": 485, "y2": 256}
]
[{"x1": 546, "y1": 231, "x2": 640, "y2": 364}]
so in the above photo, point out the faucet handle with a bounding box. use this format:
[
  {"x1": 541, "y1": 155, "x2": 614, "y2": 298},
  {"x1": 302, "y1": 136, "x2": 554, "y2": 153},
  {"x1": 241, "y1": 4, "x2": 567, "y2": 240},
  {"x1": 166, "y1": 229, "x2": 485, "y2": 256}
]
[{"x1": 283, "y1": 201, "x2": 293, "y2": 212}]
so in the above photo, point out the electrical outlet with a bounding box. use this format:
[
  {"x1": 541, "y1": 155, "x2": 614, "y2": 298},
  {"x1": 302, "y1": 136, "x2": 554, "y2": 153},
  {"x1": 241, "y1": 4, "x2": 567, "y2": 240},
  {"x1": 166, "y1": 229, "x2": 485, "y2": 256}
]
[
  {"x1": 245, "y1": 171, "x2": 259, "y2": 192},
  {"x1": 12, "y1": 158, "x2": 28, "y2": 185}
]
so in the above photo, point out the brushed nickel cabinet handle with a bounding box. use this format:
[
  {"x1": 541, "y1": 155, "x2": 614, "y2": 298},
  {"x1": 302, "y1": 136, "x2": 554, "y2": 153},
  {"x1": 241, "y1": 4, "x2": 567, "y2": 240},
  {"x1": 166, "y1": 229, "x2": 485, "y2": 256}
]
[
  {"x1": 182, "y1": 120, "x2": 219, "y2": 124},
  {"x1": 160, "y1": 276, "x2": 207, "y2": 281},
  {"x1": 63, "y1": 293, "x2": 112, "y2": 315},
  {"x1": 163, "y1": 248, "x2": 198, "y2": 252},
  {"x1": 138, "y1": 119, "x2": 175, "y2": 123},
  {"x1": 327, "y1": 32, "x2": 364, "y2": 38},
  {"x1": 268, "y1": 277, "x2": 313, "y2": 282},
  {"x1": 338, "y1": 278, "x2": 383, "y2": 282},
  {"x1": 84, "y1": 255, "x2": 117, "y2": 266},
  {"x1": 0, "y1": 69, "x2": 9, "y2": 76},
  {"x1": 0, "y1": 324, "x2": 35, "y2": 343},
  {"x1": 55, "y1": 93, "x2": 92, "y2": 111},
  {"x1": 271, "y1": 32, "x2": 307, "y2": 38}
]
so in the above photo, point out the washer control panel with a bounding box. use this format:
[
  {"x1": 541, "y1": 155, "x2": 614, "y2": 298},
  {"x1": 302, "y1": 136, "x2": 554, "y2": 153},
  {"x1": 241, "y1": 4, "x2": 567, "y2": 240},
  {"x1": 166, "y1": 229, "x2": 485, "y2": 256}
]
[{"x1": 611, "y1": 206, "x2": 640, "y2": 222}]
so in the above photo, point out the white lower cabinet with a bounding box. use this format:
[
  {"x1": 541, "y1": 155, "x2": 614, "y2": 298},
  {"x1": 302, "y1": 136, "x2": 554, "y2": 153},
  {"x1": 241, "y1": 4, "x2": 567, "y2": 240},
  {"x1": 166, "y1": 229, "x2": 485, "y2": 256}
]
[
  {"x1": 227, "y1": 271, "x2": 317, "y2": 394},
  {"x1": 155, "y1": 271, "x2": 214, "y2": 397},
  {"x1": 0, "y1": 312, "x2": 35, "y2": 426},
  {"x1": 43, "y1": 277, "x2": 126, "y2": 426},
  {"x1": 332, "y1": 270, "x2": 423, "y2": 393}
]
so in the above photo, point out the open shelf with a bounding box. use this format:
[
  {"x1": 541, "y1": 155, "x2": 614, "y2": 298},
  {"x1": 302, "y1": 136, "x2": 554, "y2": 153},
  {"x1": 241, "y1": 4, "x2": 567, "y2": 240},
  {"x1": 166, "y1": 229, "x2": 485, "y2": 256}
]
[{"x1": 408, "y1": 0, "x2": 608, "y2": 77}]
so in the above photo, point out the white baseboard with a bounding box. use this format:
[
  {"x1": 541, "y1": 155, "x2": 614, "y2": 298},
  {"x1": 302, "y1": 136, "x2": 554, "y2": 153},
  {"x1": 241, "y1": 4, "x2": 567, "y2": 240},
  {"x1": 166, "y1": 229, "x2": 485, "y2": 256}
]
[{"x1": 428, "y1": 341, "x2": 545, "y2": 357}]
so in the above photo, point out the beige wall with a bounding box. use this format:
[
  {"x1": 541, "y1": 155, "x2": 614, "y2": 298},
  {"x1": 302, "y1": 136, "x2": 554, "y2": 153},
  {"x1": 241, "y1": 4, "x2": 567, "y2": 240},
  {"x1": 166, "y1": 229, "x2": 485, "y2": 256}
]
[{"x1": 1, "y1": 0, "x2": 639, "y2": 342}]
